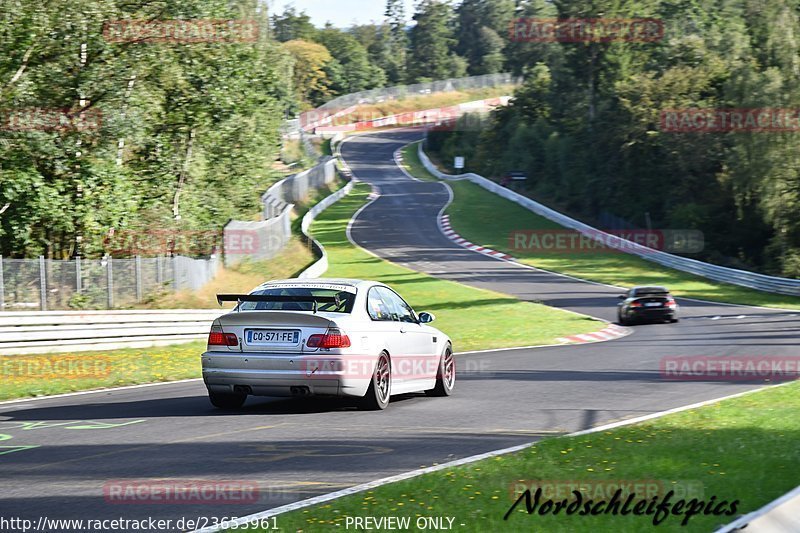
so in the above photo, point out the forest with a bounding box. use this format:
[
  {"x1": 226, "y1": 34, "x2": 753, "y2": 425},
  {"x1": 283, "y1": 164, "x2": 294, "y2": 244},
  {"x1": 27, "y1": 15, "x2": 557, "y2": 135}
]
[
  {"x1": 424, "y1": 0, "x2": 800, "y2": 277},
  {"x1": 1, "y1": 0, "x2": 798, "y2": 279},
  {"x1": 0, "y1": 0, "x2": 517, "y2": 259}
]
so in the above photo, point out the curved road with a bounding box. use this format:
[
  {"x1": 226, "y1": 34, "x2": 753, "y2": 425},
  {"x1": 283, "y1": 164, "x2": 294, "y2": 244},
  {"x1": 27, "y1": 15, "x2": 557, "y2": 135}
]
[{"x1": 1, "y1": 129, "x2": 797, "y2": 528}]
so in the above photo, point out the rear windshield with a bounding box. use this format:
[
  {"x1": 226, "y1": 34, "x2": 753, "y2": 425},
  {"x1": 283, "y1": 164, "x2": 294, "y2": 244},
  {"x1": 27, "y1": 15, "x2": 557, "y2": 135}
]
[
  {"x1": 238, "y1": 287, "x2": 356, "y2": 313},
  {"x1": 632, "y1": 288, "x2": 669, "y2": 297}
]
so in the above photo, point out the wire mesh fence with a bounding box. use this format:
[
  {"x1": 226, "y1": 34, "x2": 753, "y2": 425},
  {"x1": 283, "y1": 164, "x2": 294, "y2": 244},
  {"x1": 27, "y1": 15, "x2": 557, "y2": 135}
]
[
  {"x1": 0, "y1": 254, "x2": 219, "y2": 311},
  {"x1": 317, "y1": 73, "x2": 521, "y2": 111}
]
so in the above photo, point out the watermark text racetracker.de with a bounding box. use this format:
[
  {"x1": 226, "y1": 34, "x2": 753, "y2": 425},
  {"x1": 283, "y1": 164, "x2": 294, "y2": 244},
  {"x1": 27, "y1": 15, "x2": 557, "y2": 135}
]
[
  {"x1": 300, "y1": 355, "x2": 490, "y2": 381},
  {"x1": 0, "y1": 516, "x2": 277, "y2": 532},
  {"x1": 661, "y1": 356, "x2": 800, "y2": 381},
  {"x1": 1, "y1": 355, "x2": 111, "y2": 380},
  {"x1": 103, "y1": 480, "x2": 259, "y2": 505},
  {"x1": 103, "y1": 19, "x2": 258, "y2": 43},
  {"x1": 102, "y1": 228, "x2": 280, "y2": 257},
  {"x1": 661, "y1": 108, "x2": 800, "y2": 133},
  {"x1": 508, "y1": 479, "x2": 705, "y2": 502},
  {"x1": 509, "y1": 18, "x2": 664, "y2": 42},
  {"x1": 509, "y1": 229, "x2": 704, "y2": 255},
  {"x1": 0, "y1": 108, "x2": 102, "y2": 132}
]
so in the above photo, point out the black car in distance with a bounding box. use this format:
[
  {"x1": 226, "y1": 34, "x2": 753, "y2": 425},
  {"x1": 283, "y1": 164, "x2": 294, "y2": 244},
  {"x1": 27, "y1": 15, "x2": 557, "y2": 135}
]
[{"x1": 617, "y1": 286, "x2": 679, "y2": 326}]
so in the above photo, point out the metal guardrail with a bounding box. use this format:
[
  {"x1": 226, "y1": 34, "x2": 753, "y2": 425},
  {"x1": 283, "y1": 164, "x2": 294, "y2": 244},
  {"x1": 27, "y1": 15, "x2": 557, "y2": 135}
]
[
  {"x1": 317, "y1": 73, "x2": 520, "y2": 111},
  {"x1": 0, "y1": 310, "x2": 221, "y2": 355},
  {"x1": 299, "y1": 180, "x2": 355, "y2": 280},
  {"x1": 418, "y1": 143, "x2": 800, "y2": 297},
  {"x1": 222, "y1": 158, "x2": 339, "y2": 267}
]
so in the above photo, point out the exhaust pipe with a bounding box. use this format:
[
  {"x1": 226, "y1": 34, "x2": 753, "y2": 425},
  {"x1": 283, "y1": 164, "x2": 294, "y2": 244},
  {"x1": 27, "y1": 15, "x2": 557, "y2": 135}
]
[
  {"x1": 234, "y1": 385, "x2": 252, "y2": 395},
  {"x1": 290, "y1": 386, "x2": 311, "y2": 397}
]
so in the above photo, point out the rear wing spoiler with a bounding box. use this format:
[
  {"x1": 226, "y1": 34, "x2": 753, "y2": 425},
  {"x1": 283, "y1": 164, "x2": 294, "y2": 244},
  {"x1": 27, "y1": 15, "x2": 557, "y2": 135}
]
[{"x1": 216, "y1": 294, "x2": 340, "y2": 313}]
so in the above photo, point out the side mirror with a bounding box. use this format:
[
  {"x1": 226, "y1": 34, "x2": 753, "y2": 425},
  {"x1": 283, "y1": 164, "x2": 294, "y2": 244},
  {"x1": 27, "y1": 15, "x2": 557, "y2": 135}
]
[
  {"x1": 418, "y1": 312, "x2": 435, "y2": 324},
  {"x1": 618, "y1": 295, "x2": 627, "y2": 301}
]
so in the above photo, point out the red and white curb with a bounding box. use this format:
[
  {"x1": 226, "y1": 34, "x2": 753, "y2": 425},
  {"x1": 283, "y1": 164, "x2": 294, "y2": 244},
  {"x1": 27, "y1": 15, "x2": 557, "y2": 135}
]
[
  {"x1": 367, "y1": 184, "x2": 381, "y2": 200},
  {"x1": 558, "y1": 324, "x2": 630, "y2": 344},
  {"x1": 438, "y1": 214, "x2": 631, "y2": 345},
  {"x1": 439, "y1": 215, "x2": 514, "y2": 260}
]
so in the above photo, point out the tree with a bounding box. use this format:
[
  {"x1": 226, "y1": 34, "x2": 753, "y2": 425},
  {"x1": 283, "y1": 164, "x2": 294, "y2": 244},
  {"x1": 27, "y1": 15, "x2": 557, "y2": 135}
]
[
  {"x1": 384, "y1": 0, "x2": 409, "y2": 83},
  {"x1": 0, "y1": 0, "x2": 290, "y2": 259},
  {"x1": 407, "y1": 0, "x2": 464, "y2": 82},
  {"x1": 271, "y1": 7, "x2": 317, "y2": 42},
  {"x1": 283, "y1": 39, "x2": 335, "y2": 107},
  {"x1": 315, "y1": 27, "x2": 386, "y2": 94},
  {"x1": 426, "y1": 0, "x2": 800, "y2": 276},
  {"x1": 455, "y1": 0, "x2": 515, "y2": 74}
]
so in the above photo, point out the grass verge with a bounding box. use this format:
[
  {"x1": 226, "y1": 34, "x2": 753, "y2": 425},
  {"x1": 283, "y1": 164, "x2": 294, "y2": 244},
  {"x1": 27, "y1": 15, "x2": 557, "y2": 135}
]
[
  {"x1": 309, "y1": 182, "x2": 603, "y2": 352},
  {"x1": 0, "y1": 342, "x2": 205, "y2": 401},
  {"x1": 397, "y1": 141, "x2": 439, "y2": 182},
  {"x1": 400, "y1": 143, "x2": 800, "y2": 310},
  {"x1": 243, "y1": 381, "x2": 800, "y2": 533}
]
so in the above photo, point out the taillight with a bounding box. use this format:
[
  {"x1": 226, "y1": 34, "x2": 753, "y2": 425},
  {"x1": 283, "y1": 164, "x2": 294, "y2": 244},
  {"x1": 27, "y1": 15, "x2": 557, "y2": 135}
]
[
  {"x1": 208, "y1": 331, "x2": 239, "y2": 347},
  {"x1": 666, "y1": 297, "x2": 677, "y2": 308},
  {"x1": 630, "y1": 301, "x2": 643, "y2": 308},
  {"x1": 307, "y1": 328, "x2": 351, "y2": 349}
]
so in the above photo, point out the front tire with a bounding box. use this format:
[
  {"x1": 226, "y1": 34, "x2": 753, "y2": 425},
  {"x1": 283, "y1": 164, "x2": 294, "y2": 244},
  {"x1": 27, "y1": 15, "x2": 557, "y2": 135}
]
[
  {"x1": 360, "y1": 352, "x2": 391, "y2": 411},
  {"x1": 208, "y1": 390, "x2": 247, "y2": 410},
  {"x1": 426, "y1": 346, "x2": 455, "y2": 397}
]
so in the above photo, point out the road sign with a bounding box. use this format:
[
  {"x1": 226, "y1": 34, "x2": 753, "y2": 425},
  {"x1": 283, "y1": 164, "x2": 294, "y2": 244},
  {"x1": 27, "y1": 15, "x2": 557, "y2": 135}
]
[{"x1": 454, "y1": 156, "x2": 465, "y2": 170}]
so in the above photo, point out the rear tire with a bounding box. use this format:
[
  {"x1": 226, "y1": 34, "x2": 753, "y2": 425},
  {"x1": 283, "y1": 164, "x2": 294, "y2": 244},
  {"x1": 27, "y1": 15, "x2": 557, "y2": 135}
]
[
  {"x1": 426, "y1": 346, "x2": 455, "y2": 397},
  {"x1": 618, "y1": 313, "x2": 630, "y2": 326},
  {"x1": 360, "y1": 352, "x2": 391, "y2": 411},
  {"x1": 208, "y1": 390, "x2": 247, "y2": 410},
  {"x1": 670, "y1": 318, "x2": 680, "y2": 323}
]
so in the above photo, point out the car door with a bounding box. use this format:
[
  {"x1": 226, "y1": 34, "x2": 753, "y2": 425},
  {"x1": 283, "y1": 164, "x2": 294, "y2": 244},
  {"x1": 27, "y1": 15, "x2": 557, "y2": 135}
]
[
  {"x1": 378, "y1": 287, "x2": 438, "y2": 392},
  {"x1": 365, "y1": 286, "x2": 405, "y2": 384}
]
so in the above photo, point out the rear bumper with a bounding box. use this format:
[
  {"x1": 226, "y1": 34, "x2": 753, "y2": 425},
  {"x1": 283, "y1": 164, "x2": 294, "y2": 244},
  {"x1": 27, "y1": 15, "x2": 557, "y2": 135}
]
[
  {"x1": 627, "y1": 308, "x2": 677, "y2": 321},
  {"x1": 201, "y1": 351, "x2": 374, "y2": 398}
]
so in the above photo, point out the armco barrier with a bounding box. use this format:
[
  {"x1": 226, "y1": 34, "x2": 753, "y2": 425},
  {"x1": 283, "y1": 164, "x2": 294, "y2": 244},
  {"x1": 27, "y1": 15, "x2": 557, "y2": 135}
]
[
  {"x1": 263, "y1": 157, "x2": 337, "y2": 210},
  {"x1": 298, "y1": 180, "x2": 355, "y2": 279},
  {"x1": 418, "y1": 143, "x2": 800, "y2": 297},
  {"x1": 0, "y1": 310, "x2": 221, "y2": 355},
  {"x1": 223, "y1": 158, "x2": 338, "y2": 266}
]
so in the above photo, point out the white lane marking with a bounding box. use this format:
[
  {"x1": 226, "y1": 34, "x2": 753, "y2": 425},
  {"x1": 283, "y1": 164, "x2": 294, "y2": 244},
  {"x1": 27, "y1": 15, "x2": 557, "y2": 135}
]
[
  {"x1": 393, "y1": 147, "x2": 423, "y2": 183},
  {"x1": 192, "y1": 381, "x2": 795, "y2": 533},
  {"x1": 715, "y1": 485, "x2": 800, "y2": 533},
  {"x1": 0, "y1": 379, "x2": 203, "y2": 407}
]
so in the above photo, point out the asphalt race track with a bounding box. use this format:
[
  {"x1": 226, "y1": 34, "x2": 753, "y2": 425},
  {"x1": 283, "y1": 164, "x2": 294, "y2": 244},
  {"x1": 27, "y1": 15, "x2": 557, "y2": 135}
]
[{"x1": 2, "y1": 129, "x2": 799, "y2": 528}]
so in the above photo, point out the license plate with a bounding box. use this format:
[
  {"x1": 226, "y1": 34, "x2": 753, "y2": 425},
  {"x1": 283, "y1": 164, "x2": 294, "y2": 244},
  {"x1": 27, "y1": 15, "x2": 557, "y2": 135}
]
[
  {"x1": 645, "y1": 302, "x2": 663, "y2": 308},
  {"x1": 245, "y1": 329, "x2": 300, "y2": 346}
]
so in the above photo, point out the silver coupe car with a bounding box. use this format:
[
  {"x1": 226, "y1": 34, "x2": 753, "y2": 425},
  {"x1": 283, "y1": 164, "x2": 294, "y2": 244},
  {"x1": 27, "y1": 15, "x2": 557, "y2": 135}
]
[{"x1": 202, "y1": 279, "x2": 455, "y2": 410}]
